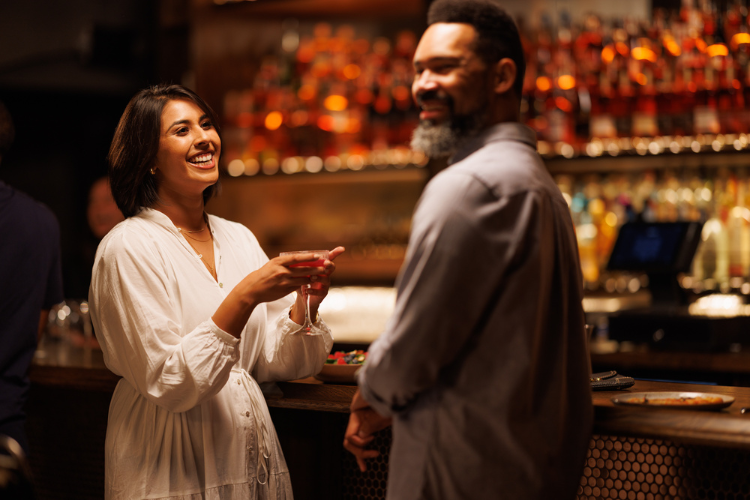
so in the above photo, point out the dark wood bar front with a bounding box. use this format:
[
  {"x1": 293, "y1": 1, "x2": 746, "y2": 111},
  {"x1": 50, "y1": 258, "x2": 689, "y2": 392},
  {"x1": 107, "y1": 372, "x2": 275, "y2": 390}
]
[{"x1": 26, "y1": 347, "x2": 750, "y2": 499}]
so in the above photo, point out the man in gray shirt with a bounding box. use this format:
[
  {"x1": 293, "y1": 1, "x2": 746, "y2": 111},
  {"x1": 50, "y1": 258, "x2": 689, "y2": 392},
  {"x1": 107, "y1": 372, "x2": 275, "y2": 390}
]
[{"x1": 344, "y1": 1, "x2": 593, "y2": 499}]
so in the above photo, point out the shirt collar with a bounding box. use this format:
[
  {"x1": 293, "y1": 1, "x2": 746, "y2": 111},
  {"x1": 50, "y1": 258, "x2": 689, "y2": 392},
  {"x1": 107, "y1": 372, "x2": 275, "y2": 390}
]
[
  {"x1": 136, "y1": 207, "x2": 215, "y2": 236},
  {"x1": 449, "y1": 122, "x2": 538, "y2": 165},
  {"x1": 135, "y1": 207, "x2": 181, "y2": 234}
]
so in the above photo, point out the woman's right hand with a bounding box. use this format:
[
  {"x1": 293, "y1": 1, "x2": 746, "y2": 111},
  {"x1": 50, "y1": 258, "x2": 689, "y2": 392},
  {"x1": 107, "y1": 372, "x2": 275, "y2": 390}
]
[
  {"x1": 211, "y1": 253, "x2": 327, "y2": 338},
  {"x1": 241, "y1": 253, "x2": 323, "y2": 304}
]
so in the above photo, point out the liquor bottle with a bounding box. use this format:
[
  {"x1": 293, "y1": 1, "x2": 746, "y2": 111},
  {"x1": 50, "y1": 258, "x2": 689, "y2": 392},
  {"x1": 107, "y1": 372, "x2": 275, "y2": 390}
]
[
  {"x1": 573, "y1": 14, "x2": 602, "y2": 143},
  {"x1": 611, "y1": 20, "x2": 634, "y2": 137},
  {"x1": 590, "y1": 23, "x2": 618, "y2": 140},
  {"x1": 549, "y1": 10, "x2": 578, "y2": 145},
  {"x1": 656, "y1": 9, "x2": 680, "y2": 136},
  {"x1": 530, "y1": 14, "x2": 555, "y2": 141},
  {"x1": 631, "y1": 26, "x2": 659, "y2": 137},
  {"x1": 727, "y1": 174, "x2": 748, "y2": 277},
  {"x1": 712, "y1": 9, "x2": 738, "y2": 134},
  {"x1": 715, "y1": 182, "x2": 731, "y2": 284}
]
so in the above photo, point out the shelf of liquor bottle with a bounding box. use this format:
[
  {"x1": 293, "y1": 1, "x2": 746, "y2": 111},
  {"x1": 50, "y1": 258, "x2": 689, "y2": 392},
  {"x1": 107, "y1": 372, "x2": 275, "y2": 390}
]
[
  {"x1": 583, "y1": 275, "x2": 750, "y2": 306},
  {"x1": 543, "y1": 134, "x2": 750, "y2": 174}
]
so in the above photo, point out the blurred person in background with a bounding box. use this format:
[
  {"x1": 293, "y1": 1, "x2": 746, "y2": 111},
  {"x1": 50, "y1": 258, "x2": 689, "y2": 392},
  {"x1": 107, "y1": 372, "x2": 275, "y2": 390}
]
[
  {"x1": 0, "y1": 100, "x2": 64, "y2": 457},
  {"x1": 63, "y1": 176, "x2": 125, "y2": 302},
  {"x1": 75, "y1": 176, "x2": 124, "y2": 349},
  {"x1": 89, "y1": 84, "x2": 343, "y2": 499},
  {"x1": 63, "y1": 176, "x2": 125, "y2": 312},
  {"x1": 87, "y1": 176, "x2": 124, "y2": 240},
  {"x1": 343, "y1": 1, "x2": 592, "y2": 499}
]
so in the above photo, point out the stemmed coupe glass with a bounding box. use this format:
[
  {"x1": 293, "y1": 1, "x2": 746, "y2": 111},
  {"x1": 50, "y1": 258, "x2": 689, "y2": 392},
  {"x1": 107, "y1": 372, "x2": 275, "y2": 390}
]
[{"x1": 280, "y1": 250, "x2": 329, "y2": 335}]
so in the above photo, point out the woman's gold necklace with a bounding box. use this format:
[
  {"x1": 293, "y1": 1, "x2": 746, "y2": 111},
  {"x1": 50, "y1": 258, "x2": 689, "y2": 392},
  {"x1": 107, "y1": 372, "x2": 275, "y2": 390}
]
[
  {"x1": 178, "y1": 223, "x2": 216, "y2": 278},
  {"x1": 179, "y1": 226, "x2": 211, "y2": 242}
]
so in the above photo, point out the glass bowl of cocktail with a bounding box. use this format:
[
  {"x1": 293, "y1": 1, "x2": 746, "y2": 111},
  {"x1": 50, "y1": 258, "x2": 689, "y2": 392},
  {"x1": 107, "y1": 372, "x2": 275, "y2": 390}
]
[{"x1": 280, "y1": 250, "x2": 329, "y2": 335}]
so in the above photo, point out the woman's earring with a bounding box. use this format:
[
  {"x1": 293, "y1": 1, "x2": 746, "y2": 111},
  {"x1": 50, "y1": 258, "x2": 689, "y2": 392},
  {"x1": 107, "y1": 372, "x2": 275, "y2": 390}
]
[{"x1": 150, "y1": 167, "x2": 156, "y2": 175}]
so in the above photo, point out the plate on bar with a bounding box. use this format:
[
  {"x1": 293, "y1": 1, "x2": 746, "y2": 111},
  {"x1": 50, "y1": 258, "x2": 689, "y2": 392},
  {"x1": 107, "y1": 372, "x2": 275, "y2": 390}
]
[{"x1": 611, "y1": 392, "x2": 734, "y2": 411}]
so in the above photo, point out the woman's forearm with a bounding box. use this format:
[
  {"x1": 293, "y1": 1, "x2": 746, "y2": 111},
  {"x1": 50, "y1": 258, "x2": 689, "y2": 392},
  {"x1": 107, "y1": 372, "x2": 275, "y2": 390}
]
[{"x1": 212, "y1": 288, "x2": 258, "y2": 338}]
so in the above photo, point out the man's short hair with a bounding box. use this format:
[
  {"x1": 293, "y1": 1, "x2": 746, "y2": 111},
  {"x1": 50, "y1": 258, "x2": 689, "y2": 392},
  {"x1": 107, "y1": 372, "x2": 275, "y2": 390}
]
[
  {"x1": 427, "y1": 0, "x2": 526, "y2": 98},
  {"x1": 0, "y1": 101, "x2": 15, "y2": 158}
]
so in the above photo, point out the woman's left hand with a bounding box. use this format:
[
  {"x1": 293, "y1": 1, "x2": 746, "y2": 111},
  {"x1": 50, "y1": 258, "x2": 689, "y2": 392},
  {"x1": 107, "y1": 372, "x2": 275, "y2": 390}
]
[{"x1": 291, "y1": 246, "x2": 345, "y2": 323}]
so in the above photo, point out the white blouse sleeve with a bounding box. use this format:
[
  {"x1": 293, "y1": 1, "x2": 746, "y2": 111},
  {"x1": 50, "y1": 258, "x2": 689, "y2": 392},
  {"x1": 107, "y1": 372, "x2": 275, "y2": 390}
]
[
  {"x1": 251, "y1": 294, "x2": 334, "y2": 383},
  {"x1": 90, "y1": 231, "x2": 240, "y2": 413}
]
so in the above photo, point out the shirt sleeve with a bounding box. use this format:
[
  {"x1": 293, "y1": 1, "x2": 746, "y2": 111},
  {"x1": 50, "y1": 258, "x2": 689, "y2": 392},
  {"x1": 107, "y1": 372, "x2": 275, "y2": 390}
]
[
  {"x1": 251, "y1": 295, "x2": 334, "y2": 383},
  {"x1": 357, "y1": 172, "x2": 542, "y2": 417},
  {"x1": 89, "y1": 231, "x2": 240, "y2": 413}
]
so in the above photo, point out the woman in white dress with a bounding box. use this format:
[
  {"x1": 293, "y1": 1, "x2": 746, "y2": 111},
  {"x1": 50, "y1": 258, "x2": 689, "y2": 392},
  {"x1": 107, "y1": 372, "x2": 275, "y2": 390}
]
[{"x1": 89, "y1": 84, "x2": 343, "y2": 499}]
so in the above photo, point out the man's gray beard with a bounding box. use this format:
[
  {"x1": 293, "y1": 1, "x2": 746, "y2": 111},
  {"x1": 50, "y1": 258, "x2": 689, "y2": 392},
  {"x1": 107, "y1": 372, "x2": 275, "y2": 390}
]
[{"x1": 410, "y1": 110, "x2": 488, "y2": 159}]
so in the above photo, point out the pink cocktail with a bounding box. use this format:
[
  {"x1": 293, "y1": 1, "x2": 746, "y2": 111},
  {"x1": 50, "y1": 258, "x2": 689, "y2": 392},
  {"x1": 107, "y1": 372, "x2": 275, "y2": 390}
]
[
  {"x1": 280, "y1": 250, "x2": 329, "y2": 335},
  {"x1": 288, "y1": 259, "x2": 327, "y2": 269}
]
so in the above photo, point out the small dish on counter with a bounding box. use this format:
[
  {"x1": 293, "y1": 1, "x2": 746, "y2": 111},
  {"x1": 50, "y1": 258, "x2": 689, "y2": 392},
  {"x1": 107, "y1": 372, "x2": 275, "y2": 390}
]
[{"x1": 611, "y1": 392, "x2": 734, "y2": 411}]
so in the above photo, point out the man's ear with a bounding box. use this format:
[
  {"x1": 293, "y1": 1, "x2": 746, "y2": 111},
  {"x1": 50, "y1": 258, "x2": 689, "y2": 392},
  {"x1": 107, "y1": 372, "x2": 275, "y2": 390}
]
[{"x1": 493, "y1": 58, "x2": 517, "y2": 95}]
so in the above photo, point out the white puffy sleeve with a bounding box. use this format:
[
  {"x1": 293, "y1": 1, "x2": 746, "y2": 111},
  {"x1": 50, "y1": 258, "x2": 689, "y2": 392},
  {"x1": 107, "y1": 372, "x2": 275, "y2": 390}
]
[
  {"x1": 250, "y1": 289, "x2": 334, "y2": 384},
  {"x1": 89, "y1": 229, "x2": 240, "y2": 413}
]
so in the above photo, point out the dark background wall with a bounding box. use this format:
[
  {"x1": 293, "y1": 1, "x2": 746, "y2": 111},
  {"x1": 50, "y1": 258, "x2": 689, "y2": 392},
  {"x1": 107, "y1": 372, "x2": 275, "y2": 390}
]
[{"x1": 0, "y1": 0, "x2": 189, "y2": 298}]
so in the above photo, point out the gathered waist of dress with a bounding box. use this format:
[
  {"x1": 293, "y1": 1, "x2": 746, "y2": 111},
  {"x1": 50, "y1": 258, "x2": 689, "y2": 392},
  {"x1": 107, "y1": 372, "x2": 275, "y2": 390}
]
[{"x1": 231, "y1": 368, "x2": 271, "y2": 484}]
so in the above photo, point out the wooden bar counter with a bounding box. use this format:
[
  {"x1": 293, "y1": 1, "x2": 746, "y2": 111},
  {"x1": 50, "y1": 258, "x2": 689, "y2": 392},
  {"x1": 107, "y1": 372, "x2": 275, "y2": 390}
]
[{"x1": 25, "y1": 344, "x2": 750, "y2": 499}]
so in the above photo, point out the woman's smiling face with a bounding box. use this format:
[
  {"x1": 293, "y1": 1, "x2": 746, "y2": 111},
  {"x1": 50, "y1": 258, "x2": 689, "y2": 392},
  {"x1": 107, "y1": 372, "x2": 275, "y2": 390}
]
[{"x1": 153, "y1": 98, "x2": 221, "y2": 200}]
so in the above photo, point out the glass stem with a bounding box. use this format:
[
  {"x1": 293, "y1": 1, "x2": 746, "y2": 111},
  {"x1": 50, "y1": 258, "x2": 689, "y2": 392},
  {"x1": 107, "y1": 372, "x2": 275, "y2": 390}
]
[{"x1": 304, "y1": 285, "x2": 313, "y2": 328}]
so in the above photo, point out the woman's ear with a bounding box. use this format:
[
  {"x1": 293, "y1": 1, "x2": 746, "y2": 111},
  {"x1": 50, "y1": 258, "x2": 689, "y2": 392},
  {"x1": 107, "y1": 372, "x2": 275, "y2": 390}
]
[{"x1": 493, "y1": 58, "x2": 517, "y2": 95}]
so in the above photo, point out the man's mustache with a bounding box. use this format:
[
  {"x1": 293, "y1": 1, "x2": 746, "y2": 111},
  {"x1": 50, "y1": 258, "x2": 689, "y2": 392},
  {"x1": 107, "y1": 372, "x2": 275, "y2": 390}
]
[{"x1": 415, "y1": 90, "x2": 453, "y2": 109}]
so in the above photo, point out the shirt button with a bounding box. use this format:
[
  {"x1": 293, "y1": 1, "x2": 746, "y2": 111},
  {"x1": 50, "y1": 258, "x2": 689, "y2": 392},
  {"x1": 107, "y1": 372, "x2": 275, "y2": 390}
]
[
  {"x1": 219, "y1": 283, "x2": 224, "y2": 288},
  {"x1": 237, "y1": 380, "x2": 241, "y2": 385},
  {"x1": 246, "y1": 411, "x2": 250, "y2": 417}
]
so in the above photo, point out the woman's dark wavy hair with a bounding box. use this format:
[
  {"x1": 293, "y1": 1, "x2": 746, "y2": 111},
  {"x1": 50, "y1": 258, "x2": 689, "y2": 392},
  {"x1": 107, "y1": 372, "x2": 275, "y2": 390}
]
[
  {"x1": 427, "y1": 0, "x2": 526, "y2": 98},
  {"x1": 108, "y1": 84, "x2": 221, "y2": 218}
]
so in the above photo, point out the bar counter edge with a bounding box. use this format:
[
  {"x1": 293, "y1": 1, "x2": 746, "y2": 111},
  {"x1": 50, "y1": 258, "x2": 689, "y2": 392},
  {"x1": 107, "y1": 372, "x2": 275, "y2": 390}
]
[{"x1": 28, "y1": 361, "x2": 750, "y2": 448}]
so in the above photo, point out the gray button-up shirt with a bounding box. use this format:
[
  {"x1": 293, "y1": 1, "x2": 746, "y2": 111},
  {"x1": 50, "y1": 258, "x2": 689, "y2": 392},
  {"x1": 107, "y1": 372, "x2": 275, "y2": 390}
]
[{"x1": 358, "y1": 122, "x2": 593, "y2": 500}]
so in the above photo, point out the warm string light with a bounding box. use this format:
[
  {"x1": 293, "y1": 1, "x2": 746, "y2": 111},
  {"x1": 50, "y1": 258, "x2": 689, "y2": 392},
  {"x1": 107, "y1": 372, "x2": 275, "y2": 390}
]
[
  {"x1": 537, "y1": 133, "x2": 750, "y2": 160},
  {"x1": 225, "y1": 149, "x2": 429, "y2": 177},
  {"x1": 225, "y1": 132, "x2": 750, "y2": 177}
]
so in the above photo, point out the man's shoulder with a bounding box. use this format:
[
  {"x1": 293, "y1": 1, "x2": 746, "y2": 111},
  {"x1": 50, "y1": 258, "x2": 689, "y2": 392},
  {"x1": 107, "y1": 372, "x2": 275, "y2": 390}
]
[
  {"x1": 455, "y1": 136, "x2": 543, "y2": 173},
  {"x1": 0, "y1": 185, "x2": 59, "y2": 231},
  {"x1": 449, "y1": 138, "x2": 558, "y2": 198}
]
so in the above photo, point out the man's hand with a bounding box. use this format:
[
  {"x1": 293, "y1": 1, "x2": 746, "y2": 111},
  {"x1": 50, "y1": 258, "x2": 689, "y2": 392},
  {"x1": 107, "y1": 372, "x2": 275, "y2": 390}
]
[{"x1": 344, "y1": 390, "x2": 393, "y2": 472}]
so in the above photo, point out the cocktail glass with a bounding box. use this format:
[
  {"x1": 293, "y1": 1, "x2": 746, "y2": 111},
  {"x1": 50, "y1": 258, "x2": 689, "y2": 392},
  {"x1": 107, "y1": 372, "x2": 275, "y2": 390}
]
[{"x1": 280, "y1": 250, "x2": 329, "y2": 335}]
